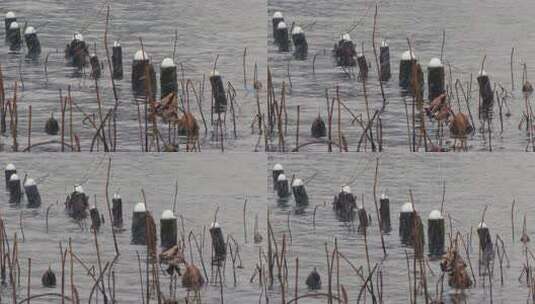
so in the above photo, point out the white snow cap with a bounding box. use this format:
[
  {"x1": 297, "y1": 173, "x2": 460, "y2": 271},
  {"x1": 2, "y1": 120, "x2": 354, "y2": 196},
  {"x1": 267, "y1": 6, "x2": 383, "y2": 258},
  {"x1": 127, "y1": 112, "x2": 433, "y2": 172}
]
[
  {"x1": 74, "y1": 32, "x2": 84, "y2": 41},
  {"x1": 401, "y1": 50, "x2": 415, "y2": 61},
  {"x1": 479, "y1": 70, "x2": 487, "y2": 76},
  {"x1": 478, "y1": 222, "x2": 488, "y2": 229},
  {"x1": 5, "y1": 163, "x2": 16, "y2": 170},
  {"x1": 74, "y1": 185, "x2": 84, "y2": 193},
  {"x1": 210, "y1": 69, "x2": 220, "y2": 77},
  {"x1": 161, "y1": 57, "x2": 175, "y2": 68},
  {"x1": 292, "y1": 26, "x2": 304, "y2": 35},
  {"x1": 113, "y1": 193, "x2": 121, "y2": 199},
  {"x1": 277, "y1": 174, "x2": 287, "y2": 182},
  {"x1": 90, "y1": 205, "x2": 97, "y2": 210},
  {"x1": 380, "y1": 193, "x2": 388, "y2": 200},
  {"x1": 113, "y1": 41, "x2": 120, "y2": 47},
  {"x1": 9, "y1": 174, "x2": 19, "y2": 181},
  {"x1": 161, "y1": 209, "x2": 176, "y2": 219},
  {"x1": 273, "y1": 11, "x2": 283, "y2": 19},
  {"x1": 428, "y1": 209, "x2": 443, "y2": 220},
  {"x1": 428, "y1": 58, "x2": 443, "y2": 68},
  {"x1": 401, "y1": 202, "x2": 414, "y2": 213},
  {"x1": 272, "y1": 163, "x2": 283, "y2": 171},
  {"x1": 342, "y1": 33, "x2": 351, "y2": 41},
  {"x1": 210, "y1": 222, "x2": 221, "y2": 229},
  {"x1": 134, "y1": 50, "x2": 149, "y2": 61},
  {"x1": 134, "y1": 202, "x2": 146, "y2": 213},
  {"x1": 292, "y1": 178, "x2": 304, "y2": 187},
  {"x1": 277, "y1": 21, "x2": 287, "y2": 30},
  {"x1": 380, "y1": 40, "x2": 388, "y2": 47},
  {"x1": 5, "y1": 12, "x2": 16, "y2": 19},
  {"x1": 357, "y1": 52, "x2": 364, "y2": 58},
  {"x1": 9, "y1": 22, "x2": 19, "y2": 29},
  {"x1": 341, "y1": 185, "x2": 351, "y2": 194},
  {"x1": 24, "y1": 26, "x2": 36, "y2": 35},
  {"x1": 24, "y1": 178, "x2": 36, "y2": 187}
]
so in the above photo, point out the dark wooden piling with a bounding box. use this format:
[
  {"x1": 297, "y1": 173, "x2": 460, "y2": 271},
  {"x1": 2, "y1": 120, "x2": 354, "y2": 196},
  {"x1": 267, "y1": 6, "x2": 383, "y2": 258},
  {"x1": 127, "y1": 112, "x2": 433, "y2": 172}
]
[
  {"x1": 160, "y1": 58, "x2": 177, "y2": 99},
  {"x1": 8, "y1": 173, "x2": 21, "y2": 204},
  {"x1": 5, "y1": 163, "x2": 16, "y2": 189},
  {"x1": 7, "y1": 21, "x2": 21, "y2": 52},
  {"x1": 276, "y1": 22, "x2": 290, "y2": 52},
  {"x1": 112, "y1": 42, "x2": 123, "y2": 79},
  {"x1": 291, "y1": 26, "x2": 308, "y2": 60},
  {"x1": 379, "y1": 41, "x2": 391, "y2": 81},
  {"x1": 209, "y1": 71, "x2": 227, "y2": 114},
  {"x1": 379, "y1": 194, "x2": 391, "y2": 233},
  {"x1": 291, "y1": 178, "x2": 309, "y2": 206},
  {"x1": 276, "y1": 174, "x2": 290, "y2": 198},
  {"x1": 332, "y1": 186, "x2": 356, "y2": 221},
  {"x1": 160, "y1": 210, "x2": 177, "y2": 250},
  {"x1": 24, "y1": 178, "x2": 41, "y2": 208},
  {"x1": 311, "y1": 114, "x2": 327, "y2": 138},
  {"x1": 427, "y1": 58, "x2": 445, "y2": 101},
  {"x1": 209, "y1": 223, "x2": 226, "y2": 266},
  {"x1": 131, "y1": 202, "x2": 147, "y2": 245},
  {"x1": 272, "y1": 163, "x2": 284, "y2": 190},
  {"x1": 112, "y1": 193, "x2": 123, "y2": 228},
  {"x1": 477, "y1": 71, "x2": 494, "y2": 120},
  {"x1": 90, "y1": 54, "x2": 102, "y2": 79},
  {"x1": 24, "y1": 27, "x2": 41, "y2": 59},
  {"x1": 427, "y1": 210, "x2": 444, "y2": 257},
  {"x1": 272, "y1": 12, "x2": 284, "y2": 42}
]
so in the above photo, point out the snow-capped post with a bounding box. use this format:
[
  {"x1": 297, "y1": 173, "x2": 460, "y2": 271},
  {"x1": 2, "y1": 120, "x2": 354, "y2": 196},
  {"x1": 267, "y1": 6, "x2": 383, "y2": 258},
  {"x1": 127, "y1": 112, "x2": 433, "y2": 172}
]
[
  {"x1": 160, "y1": 209, "x2": 177, "y2": 250},
  {"x1": 65, "y1": 185, "x2": 89, "y2": 220},
  {"x1": 272, "y1": 163, "x2": 284, "y2": 190},
  {"x1": 160, "y1": 58, "x2": 177, "y2": 99},
  {"x1": 427, "y1": 58, "x2": 445, "y2": 101},
  {"x1": 291, "y1": 178, "x2": 308, "y2": 206},
  {"x1": 379, "y1": 193, "x2": 391, "y2": 233},
  {"x1": 5, "y1": 163, "x2": 16, "y2": 189},
  {"x1": 334, "y1": 33, "x2": 356, "y2": 67},
  {"x1": 112, "y1": 41, "x2": 123, "y2": 79},
  {"x1": 131, "y1": 49, "x2": 156, "y2": 98},
  {"x1": 65, "y1": 33, "x2": 88, "y2": 68},
  {"x1": 8, "y1": 174, "x2": 22, "y2": 204},
  {"x1": 333, "y1": 185, "x2": 356, "y2": 221},
  {"x1": 24, "y1": 178, "x2": 42, "y2": 208},
  {"x1": 112, "y1": 193, "x2": 123, "y2": 228},
  {"x1": 210, "y1": 222, "x2": 226, "y2": 265},
  {"x1": 399, "y1": 202, "x2": 414, "y2": 244},
  {"x1": 379, "y1": 40, "x2": 391, "y2": 81},
  {"x1": 209, "y1": 70, "x2": 227, "y2": 114},
  {"x1": 291, "y1": 26, "x2": 308, "y2": 60},
  {"x1": 90, "y1": 53, "x2": 102, "y2": 79},
  {"x1": 4, "y1": 12, "x2": 16, "y2": 41},
  {"x1": 427, "y1": 209, "x2": 445, "y2": 257},
  {"x1": 399, "y1": 50, "x2": 416, "y2": 89},
  {"x1": 131, "y1": 202, "x2": 147, "y2": 245},
  {"x1": 7, "y1": 21, "x2": 21, "y2": 52},
  {"x1": 272, "y1": 11, "x2": 284, "y2": 43},
  {"x1": 276, "y1": 174, "x2": 290, "y2": 198},
  {"x1": 24, "y1": 26, "x2": 41, "y2": 59},
  {"x1": 276, "y1": 22, "x2": 289, "y2": 52}
]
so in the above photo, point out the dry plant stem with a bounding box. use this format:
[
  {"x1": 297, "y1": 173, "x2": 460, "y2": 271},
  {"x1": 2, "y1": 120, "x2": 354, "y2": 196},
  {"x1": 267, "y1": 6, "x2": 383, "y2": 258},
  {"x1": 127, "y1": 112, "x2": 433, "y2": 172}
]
[
  {"x1": 373, "y1": 158, "x2": 387, "y2": 257},
  {"x1": 372, "y1": 4, "x2": 386, "y2": 108}
]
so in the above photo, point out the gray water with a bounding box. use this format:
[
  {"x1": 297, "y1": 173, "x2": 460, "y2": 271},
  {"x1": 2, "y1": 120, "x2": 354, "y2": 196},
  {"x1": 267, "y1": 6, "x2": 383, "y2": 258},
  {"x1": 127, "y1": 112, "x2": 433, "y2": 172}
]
[
  {"x1": 268, "y1": 153, "x2": 535, "y2": 303},
  {"x1": 268, "y1": 0, "x2": 535, "y2": 152},
  {"x1": 0, "y1": 0, "x2": 267, "y2": 151},
  {"x1": 0, "y1": 153, "x2": 267, "y2": 303}
]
